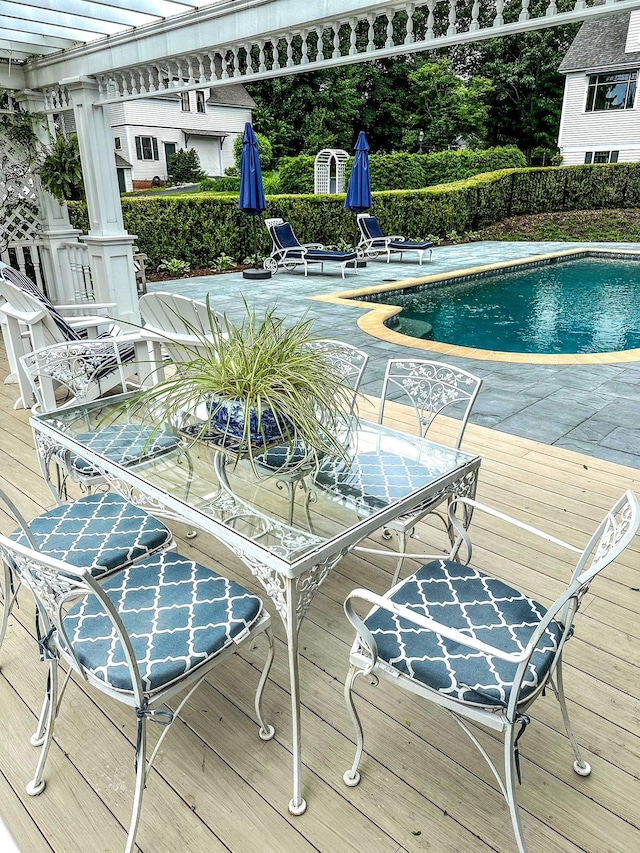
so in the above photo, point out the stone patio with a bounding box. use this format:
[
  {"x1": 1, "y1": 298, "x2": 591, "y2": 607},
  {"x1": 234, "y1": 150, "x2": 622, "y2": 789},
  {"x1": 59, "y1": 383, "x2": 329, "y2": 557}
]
[{"x1": 149, "y1": 240, "x2": 640, "y2": 469}]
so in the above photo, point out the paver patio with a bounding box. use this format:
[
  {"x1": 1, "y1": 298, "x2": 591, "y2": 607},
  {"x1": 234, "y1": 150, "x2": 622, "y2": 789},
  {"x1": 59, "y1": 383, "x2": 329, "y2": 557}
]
[{"x1": 152, "y1": 240, "x2": 640, "y2": 469}]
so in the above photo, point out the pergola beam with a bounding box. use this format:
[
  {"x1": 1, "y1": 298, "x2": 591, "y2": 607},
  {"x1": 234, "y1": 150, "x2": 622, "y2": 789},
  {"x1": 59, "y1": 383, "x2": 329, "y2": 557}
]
[{"x1": 17, "y1": 0, "x2": 640, "y2": 98}]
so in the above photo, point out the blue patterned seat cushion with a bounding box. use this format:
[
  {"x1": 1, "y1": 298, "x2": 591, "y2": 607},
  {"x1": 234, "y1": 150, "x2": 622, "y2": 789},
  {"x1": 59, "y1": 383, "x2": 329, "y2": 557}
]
[
  {"x1": 11, "y1": 493, "x2": 172, "y2": 576},
  {"x1": 62, "y1": 553, "x2": 264, "y2": 694},
  {"x1": 256, "y1": 440, "x2": 315, "y2": 472},
  {"x1": 365, "y1": 559, "x2": 563, "y2": 707},
  {"x1": 315, "y1": 450, "x2": 444, "y2": 512},
  {"x1": 68, "y1": 424, "x2": 179, "y2": 475}
]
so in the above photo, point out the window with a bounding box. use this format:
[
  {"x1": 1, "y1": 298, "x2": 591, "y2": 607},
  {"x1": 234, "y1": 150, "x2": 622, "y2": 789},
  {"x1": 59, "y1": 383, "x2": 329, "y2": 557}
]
[
  {"x1": 586, "y1": 71, "x2": 637, "y2": 111},
  {"x1": 584, "y1": 150, "x2": 620, "y2": 165},
  {"x1": 114, "y1": 137, "x2": 121, "y2": 150},
  {"x1": 134, "y1": 136, "x2": 159, "y2": 161},
  {"x1": 196, "y1": 90, "x2": 206, "y2": 113},
  {"x1": 181, "y1": 91, "x2": 190, "y2": 112}
]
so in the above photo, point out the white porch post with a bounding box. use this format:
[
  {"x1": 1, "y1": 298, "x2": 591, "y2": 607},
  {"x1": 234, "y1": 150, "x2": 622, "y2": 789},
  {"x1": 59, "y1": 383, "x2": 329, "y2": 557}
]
[
  {"x1": 63, "y1": 76, "x2": 139, "y2": 323},
  {"x1": 13, "y1": 89, "x2": 82, "y2": 304}
]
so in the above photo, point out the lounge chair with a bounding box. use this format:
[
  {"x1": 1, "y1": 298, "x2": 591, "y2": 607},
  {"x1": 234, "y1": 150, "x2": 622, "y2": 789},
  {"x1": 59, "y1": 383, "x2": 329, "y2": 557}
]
[
  {"x1": 0, "y1": 264, "x2": 138, "y2": 408},
  {"x1": 264, "y1": 218, "x2": 359, "y2": 278},
  {"x1": 356, "y1": 213, "x2": 434, "y2": 264}
]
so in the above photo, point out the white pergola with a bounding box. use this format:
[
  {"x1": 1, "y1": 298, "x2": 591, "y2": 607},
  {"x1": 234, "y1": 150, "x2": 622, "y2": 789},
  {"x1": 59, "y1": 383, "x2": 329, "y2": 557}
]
[{"x1": 2, "y1": 0, "x2": 640, "y2": 322}]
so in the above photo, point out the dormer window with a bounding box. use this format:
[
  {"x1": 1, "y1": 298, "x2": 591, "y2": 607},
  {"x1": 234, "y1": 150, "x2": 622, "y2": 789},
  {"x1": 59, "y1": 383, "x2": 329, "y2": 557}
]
[
  {"x1": 586, "y1": 70, "x2": 637, "y2": 111},
  {"x1": 196, "y1": 91, "x2": 206, "y2": 113},
  {"x1": 181, "y1": 92, "x2": 190, "y2": 112}
]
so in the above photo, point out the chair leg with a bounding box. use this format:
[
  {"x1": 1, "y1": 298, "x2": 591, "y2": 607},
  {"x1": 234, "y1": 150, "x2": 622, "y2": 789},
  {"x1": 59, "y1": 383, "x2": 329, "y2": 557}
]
[
  {"x1": 390, "y1": 528, "x2": 408, "y2": 588},
  {"x1": 26, "y1": 660, "x2": 58, "y2": 796},
  {"x1": 343, "y1": 664, "x2": 365, "y2": 787},
  {"x1": 125, "y1": 712, "x2": 148, "y2": 853},
  {"x1": 504, "y1": 723, "x2": 528, "y2": 853},
  {"x1": 553, "y1": 656, "x2": 592, "y2": 776},
  {"x1": 0, "y1": 561, "x2": 17, "y2": 657},
  {"x1": 255, "y1": 627, "x2": 276, "y2": 741}
]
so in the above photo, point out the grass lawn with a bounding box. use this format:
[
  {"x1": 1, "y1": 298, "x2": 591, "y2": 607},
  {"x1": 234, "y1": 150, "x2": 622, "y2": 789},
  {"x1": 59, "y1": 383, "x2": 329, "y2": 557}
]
[{"x1": 477, "y1": 208, "x2": 640, "y2": 242}]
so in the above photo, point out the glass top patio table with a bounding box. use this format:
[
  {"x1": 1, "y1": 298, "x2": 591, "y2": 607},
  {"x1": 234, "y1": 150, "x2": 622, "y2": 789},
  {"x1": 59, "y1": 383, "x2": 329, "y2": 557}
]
[
  {"x1": 30, "y1": 392, "x2": 480, "y2": 575},
  {"x1": 30, "y1": 390, "x2": 481, "y2": 815}
]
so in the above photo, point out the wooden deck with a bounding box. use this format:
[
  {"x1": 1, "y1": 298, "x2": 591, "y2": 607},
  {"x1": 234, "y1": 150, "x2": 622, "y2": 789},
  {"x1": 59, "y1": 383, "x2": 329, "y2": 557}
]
[{"x1": 1, "y1": 350, "x2": 639, "y2": 853}]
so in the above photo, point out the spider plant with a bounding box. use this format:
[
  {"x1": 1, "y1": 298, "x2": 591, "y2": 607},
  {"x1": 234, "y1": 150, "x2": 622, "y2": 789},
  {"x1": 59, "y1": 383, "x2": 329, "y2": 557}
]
[{"x1": 130, "y1": 298, "x2": 355, "y2": 471}]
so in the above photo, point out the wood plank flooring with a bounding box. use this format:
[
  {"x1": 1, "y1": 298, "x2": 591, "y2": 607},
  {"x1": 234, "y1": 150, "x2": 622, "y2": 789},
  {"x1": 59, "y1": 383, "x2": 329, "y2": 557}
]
[{"x1": 0, "y1": 358, "x2": 639, "y2": 853}]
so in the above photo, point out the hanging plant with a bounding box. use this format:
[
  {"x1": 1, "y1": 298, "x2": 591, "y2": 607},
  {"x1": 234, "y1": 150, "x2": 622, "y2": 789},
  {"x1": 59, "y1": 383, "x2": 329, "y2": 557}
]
[
  {"x1": 38, "y1": 133, "x2": 85, "y2": 202},
  {"x1": 0, "y1": 93, "x2": 43, "y2": 162}
]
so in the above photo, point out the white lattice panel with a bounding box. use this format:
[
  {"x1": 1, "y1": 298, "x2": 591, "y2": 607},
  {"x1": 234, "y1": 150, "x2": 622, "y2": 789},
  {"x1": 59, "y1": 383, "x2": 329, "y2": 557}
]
[{"x1": 0, "y1": 134, "x2": 43, "y2": 249}]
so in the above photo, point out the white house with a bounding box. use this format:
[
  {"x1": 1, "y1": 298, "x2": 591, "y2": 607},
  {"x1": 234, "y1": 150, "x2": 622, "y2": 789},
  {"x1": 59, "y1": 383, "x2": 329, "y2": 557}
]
[
  {"x1": 557, "y1": 10, "x2": 640, "y2": 166},
  {"x1": 63, "y1": 84, "x2": 254, "y2": 191}
]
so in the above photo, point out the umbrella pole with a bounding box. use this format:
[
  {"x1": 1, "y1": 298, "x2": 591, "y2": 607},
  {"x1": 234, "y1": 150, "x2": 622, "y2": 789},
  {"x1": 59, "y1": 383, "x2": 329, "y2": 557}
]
[{"x1": 252, "y1": 216, "x2": 258, "y2": 268}]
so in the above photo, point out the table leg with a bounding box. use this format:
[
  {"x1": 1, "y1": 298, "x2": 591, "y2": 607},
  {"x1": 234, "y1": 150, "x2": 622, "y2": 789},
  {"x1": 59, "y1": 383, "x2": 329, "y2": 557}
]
[{"x1": 285, "y1": 577, "x2": 306, "y2": 815}]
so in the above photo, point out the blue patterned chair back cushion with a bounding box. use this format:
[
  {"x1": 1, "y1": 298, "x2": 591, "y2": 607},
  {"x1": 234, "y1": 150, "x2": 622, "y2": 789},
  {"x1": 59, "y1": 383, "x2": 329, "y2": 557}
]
[
  {"x1": 0, "y1": 266, "x2": 82, "y2": 341},
  {"x1": 10, "y1": 492, "x2": 172, "y2": 575},
  {"x1": 365, "y1": 559, "x2": 563, "y2": 707},
  {"x1": 67, "y1": 424, "x2": 179, "y2": 475},
  {"x1": 362, "y1": 217, "x2": 384, "y2": 240},
  {"x1": 62, "y1": 552, "x2": 264, "y2": 693},
  {"x1": 273, "y1": 222, "x2": 301, "y2": 250}
]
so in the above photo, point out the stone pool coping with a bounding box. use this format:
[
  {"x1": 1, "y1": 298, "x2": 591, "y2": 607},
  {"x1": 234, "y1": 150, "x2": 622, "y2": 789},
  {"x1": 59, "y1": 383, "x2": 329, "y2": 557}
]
[{"x1": 312, "y1": 247, "x2": 640, "y2": 365}]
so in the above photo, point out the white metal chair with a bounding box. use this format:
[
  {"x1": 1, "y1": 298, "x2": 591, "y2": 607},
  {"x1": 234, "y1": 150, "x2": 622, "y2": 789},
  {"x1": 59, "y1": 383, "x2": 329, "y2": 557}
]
[
  {"x1": 0, "y1": 488, "x2": 175, "y2": 658},
  {"x1": 0, "y1": 515, "x2": 275, "y2": 853},
  {"x1": 375, "y1": 359, "x2": 482, "y2": 585},
  {"x1": 343, "y1": 490, "x2": 640, "y2": 853},
  {"x1": 20, "y1": 339, "x2": 182, "y2": 501},
  {"x1": 255, "y1": 339, "x2": 369, "y2": 525}
]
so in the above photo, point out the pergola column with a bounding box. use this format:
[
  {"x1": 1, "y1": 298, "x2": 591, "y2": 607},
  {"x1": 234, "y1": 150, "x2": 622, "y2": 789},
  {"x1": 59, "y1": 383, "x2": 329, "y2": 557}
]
[
  {"x1": 13, "y1": 89, "x2": 82, "y2": 304},
  {"x1": 63, "y1": 76, "x2": 139, "y2": 323}
]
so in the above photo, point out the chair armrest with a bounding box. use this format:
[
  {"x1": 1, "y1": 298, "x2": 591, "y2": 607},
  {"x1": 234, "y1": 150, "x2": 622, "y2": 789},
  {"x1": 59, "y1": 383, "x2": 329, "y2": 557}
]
[
  {"x1": 56, "y1": 302, "x2": 116, "y2": 314},
  {"x1": 0, "y1": 303, "x2": 47, "y2": 324},
  {"x1": 302, "y1": 243, "x2": 324, "y2": 249},
  {"x1": 448, "y1": 497, "x2": 582, "y2": 555},
  {"x1": 345, "y1": 588, "x2": 531, "y2": 667},
  {"x1": 386, "y1": 236, "x2": 405, "y2": 242}
]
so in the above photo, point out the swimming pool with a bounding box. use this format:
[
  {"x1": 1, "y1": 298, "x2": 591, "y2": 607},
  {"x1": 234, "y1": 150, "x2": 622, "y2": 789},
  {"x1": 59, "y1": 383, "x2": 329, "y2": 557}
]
[{"x1": 364, "y1": 252, "x2": 640, "y2": 355}]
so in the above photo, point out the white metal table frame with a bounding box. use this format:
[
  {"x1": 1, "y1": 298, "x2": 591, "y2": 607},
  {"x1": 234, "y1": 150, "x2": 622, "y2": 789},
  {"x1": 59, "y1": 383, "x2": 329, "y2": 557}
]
[{"x1": 30, "y1": 395, "x2": 481, "y2": 815}]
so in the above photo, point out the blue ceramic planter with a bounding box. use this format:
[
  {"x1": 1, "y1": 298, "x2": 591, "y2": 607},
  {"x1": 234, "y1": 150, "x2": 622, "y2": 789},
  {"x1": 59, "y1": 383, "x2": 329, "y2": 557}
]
[{"x1": 208, "y1": 397, "x2": 292, "y2": 443}]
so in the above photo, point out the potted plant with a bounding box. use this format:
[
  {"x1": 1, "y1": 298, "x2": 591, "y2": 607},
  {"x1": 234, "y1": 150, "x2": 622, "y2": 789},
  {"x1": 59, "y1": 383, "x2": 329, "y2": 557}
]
[{"x1": 131, "y1": 299, "x2": 354, "y2": 470}]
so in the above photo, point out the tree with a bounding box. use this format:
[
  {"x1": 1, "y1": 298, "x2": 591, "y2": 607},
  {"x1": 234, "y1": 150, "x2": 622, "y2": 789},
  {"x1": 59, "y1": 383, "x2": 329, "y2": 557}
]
[
  {"x1": 167, "y1": 148, "x2": 204, "y2": 183},
  {"x1": 450, "y1": 1, "x2": 579, "y2": 157},
  {"x1": 232, "y1": 131, "x2": 274, "y2": 171},
  {"x1": 407, "y1": 59, "x2": 493, "y2": 151}
]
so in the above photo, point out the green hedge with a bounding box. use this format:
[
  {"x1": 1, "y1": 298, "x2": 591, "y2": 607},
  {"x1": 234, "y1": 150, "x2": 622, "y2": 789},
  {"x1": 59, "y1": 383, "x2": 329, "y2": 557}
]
[
  {"x1": 67, "y1": 163, "x2": 640, "y2": 269},
  {"x1": 199, "y1": 174, "x2": 281, "y2": 194},
  {"x1": 277, "y1": 146, "x2": 526, "y2": 194}
]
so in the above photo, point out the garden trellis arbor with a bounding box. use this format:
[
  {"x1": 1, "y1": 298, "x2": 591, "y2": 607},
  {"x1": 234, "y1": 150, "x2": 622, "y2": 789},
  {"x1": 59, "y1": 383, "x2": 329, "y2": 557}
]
[{"x1": 2, "y1": 1, "x2": 640, "y2": 323}]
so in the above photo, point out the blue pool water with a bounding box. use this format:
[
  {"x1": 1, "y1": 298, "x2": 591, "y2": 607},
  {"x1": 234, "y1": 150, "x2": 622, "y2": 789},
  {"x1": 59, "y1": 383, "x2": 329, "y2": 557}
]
[{"x1": 371, "y1": 256, "x2": 640, "y2": 354}]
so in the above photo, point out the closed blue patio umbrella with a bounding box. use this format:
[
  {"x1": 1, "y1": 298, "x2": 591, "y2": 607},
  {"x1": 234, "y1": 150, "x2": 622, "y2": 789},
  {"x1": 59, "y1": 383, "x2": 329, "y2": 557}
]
[
  {"x1": 345, "y1": 131, "x2": 372, "y2": 255},
  {"x1": 239, "y1": 122, "x2": 270, "y2": 279}
]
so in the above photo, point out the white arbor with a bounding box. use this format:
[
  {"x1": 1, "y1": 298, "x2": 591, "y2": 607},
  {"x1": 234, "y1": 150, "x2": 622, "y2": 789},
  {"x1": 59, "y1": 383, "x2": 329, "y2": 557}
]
[{"x1": 314, "y1": 149, "x2": 349, "y2": 194}]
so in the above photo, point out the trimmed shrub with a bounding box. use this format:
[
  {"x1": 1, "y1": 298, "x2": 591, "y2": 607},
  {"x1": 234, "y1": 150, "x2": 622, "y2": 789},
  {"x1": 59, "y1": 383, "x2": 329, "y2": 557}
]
[
  {"x1": 199, "y1": 174, "x2": 280, "y2": 194},
  {"x1": 67, "y1": 163, "x2": 640, "y2": 268},
  {"x1": 233, "y1": 132, "x2": 274, "y2": 172},
  {"x1": 277, "y1": 146, "x2": 527, "y2": 194},
  {"x1": 278, "y1": 155, "x2": 315, "y2": 194}
]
